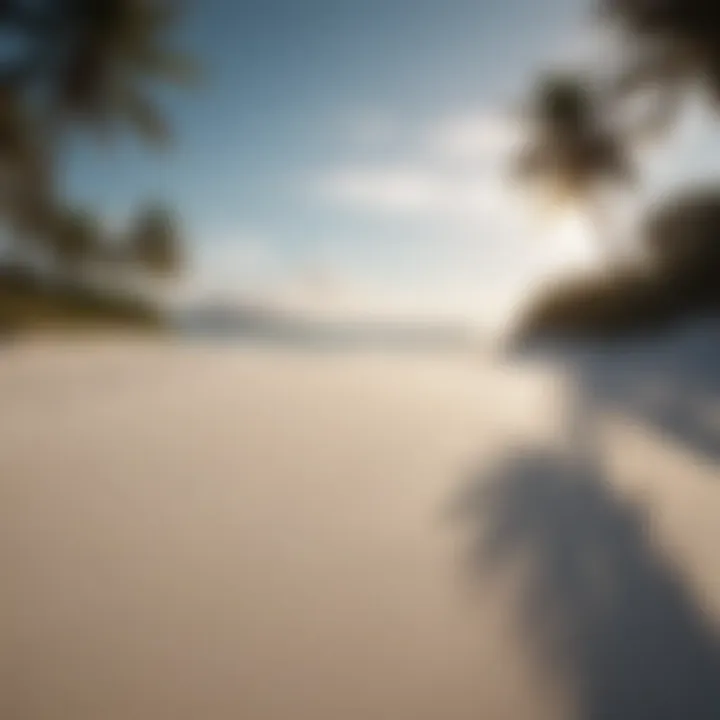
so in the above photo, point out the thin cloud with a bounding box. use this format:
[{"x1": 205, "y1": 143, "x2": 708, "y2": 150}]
[
  {"x1": 429, "y1": 113, "x2": 524, "y2": 162},
  {"x1": 314, "y1": 111, "x2": 522, "y2": 219},
  {"x1": 317, "y1": 164, "x2": 512, "y2": 218}
]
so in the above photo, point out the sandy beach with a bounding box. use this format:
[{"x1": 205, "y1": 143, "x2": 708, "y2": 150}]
[{"x1": 2, "y1": 336, "x2": 720, "y2": 720}]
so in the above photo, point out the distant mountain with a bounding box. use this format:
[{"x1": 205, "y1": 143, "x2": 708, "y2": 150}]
[{"x1": 175, "y1": 300, "x2": 481, "y2": 351}]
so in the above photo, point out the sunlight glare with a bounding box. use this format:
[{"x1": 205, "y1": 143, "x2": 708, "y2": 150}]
[{"x1": 550, "y1": 208, "x2": 601, "y2": 270}]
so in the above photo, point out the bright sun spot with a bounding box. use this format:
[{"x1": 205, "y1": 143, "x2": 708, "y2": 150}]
[{"x1": 551, "y1": 209, "x2": 601, "y2": 270}]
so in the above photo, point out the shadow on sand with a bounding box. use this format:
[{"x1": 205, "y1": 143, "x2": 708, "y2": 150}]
[
  {"x1": 513, "y1": 323, "x2": 720, "y2": 464},
  {"x1": 449, "y1": 357, "x2": 720, "y2": 719}
]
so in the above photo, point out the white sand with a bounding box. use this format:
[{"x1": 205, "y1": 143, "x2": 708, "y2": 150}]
[{"x1": 1, "y1": 336, "x2": 719, "y2": 720}]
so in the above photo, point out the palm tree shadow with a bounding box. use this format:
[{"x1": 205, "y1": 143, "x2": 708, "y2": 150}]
[
  {"x1": 513, "y1": 325, "x2": 720, "y2": 465},
  {"x1": 573, "y1": 332, "x2": 720, "y2": 464},
  {"x1": 449, "y1": 443, "x2": 720, "y2": 719}
]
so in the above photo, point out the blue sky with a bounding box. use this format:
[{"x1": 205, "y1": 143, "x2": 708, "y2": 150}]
[{"x1": 64, "y1": 0, "x2": 720, "y2": 326}]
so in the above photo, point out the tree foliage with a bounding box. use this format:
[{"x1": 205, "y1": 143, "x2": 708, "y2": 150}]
[
  {"x1": 515, "y1": 0, "x2": 720, "y2": 337},
  {"x1": 516, "y1": 74, "x2": 633, "y2": 207},
  {"x1": 0, "y1": 0, "x2": 192, "y2": 310},
  {"x1": 127, "y1": 202, "x2": 183, "y2": 277},
  {"x1": 0, "y1": 1, "x2": 195, "y2": 141}
]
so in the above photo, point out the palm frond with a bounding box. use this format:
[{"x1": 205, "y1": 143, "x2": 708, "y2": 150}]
[
  {"x1": 129, "y1": 48, "x2": 200, "y2": 86},
  {"x1": 121, "y1": 87, "x2": 170, "y2": 146}
]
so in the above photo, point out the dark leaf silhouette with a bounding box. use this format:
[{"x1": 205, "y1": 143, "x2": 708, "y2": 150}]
[
  {"x1": 127, "y1": 202, "x2": 183, "y2": 277},
  {"x1": 602, "y1": 0, "x2": 720, "y2": 130}
]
